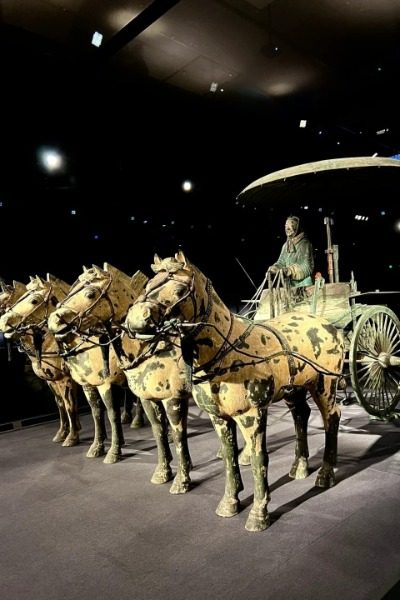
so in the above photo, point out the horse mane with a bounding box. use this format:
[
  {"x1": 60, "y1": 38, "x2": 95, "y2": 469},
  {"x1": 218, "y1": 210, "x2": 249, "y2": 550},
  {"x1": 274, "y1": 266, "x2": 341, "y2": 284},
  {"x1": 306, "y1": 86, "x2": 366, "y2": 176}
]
[
  {"x1": 104, "y1": 263, "x2": 132, "y2": 287},
  {"x1": 13, "y1": 281, "x2": 26, "y2": 295},
  {"x1": 46, "y1": 274, "x2": 71, "y2": 296},
  {"x1": 130, "y1": 271, "x2": 148, "y2": 296}
]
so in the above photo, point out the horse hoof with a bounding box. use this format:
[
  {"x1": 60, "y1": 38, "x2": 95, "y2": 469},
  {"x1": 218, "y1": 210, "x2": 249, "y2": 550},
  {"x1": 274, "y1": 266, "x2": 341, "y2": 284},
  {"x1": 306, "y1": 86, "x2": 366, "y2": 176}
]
[
  {"x1": 289, "y1": 457, "x2": 309, "y2": 479},
  {"x1": 151, "y1": 469, "x2": 173, "y2": 485},
  {"x1": 315, "y1": 469, "x2": 335, "y2": 488},
  {"x1": 52, "y1": 432, "x2": 67, "y2": 443},
  {"x1": 86, "y1": 444, "x2": 105, "y2": 458},
  {"x1": 104, "y1": 451, "x2": 121, "y2": 464},
  {"x1": 170, "y1": 479, "x2": 191, "y2": 494},
  {"x1": 245, "y1": 513, "x2": 270, "y2": 532},
  {"x1": 216, "y1": 499, "x2": 239, "y2": 518},
  {"x1": 131, "y1": 417, "x2": 144, "y2": 429},
  {"x1": 62, "y1": 436, "x2": 79, "y2": 447}
]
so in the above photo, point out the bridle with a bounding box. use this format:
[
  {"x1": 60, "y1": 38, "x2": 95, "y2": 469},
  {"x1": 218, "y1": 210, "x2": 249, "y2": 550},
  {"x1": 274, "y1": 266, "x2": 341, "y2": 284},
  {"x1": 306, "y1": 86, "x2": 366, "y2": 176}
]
[
  {"x1": 131, "y1": 270, "x2": 214, "y2": 339},
  {"x1": 56, "y1": 273, "x2": 116, "y2": 334},
  {"x1": 5, "y1": 285, "x2": 54, "y2": 334}
]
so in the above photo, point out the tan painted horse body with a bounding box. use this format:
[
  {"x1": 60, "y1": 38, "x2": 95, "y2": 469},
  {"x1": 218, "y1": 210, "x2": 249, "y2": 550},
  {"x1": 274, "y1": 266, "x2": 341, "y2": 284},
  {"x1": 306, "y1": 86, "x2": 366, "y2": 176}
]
[
  {"x1": 47, "y1": 264, "x2": 193, "y2": 493},
  {"x1": 0, "y1": 276, "x2": 81, "y2": 446},
  {"x1": 125, "y1": 251, "x2": 345, "y2": 531}
]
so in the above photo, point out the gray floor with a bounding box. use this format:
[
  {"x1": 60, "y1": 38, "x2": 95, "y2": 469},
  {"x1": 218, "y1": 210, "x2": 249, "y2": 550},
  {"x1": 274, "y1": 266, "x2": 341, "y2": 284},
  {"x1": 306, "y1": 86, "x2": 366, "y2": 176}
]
[{"x1": 1, "y1": 400, "x2": 399, "y2": 600}]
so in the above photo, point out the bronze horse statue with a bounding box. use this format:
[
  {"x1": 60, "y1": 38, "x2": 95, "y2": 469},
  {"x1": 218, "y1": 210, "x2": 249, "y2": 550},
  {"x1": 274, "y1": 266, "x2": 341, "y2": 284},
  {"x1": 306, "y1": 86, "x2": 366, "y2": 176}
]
[
  {"x1": 0, "y1": 275, "x2": 81, "y2": 446},
  {"x1": 47, "y1": 263, "x2": 193, "y2": 493},
  {"x1": 125, "y1": 251, "x2": 345, "y2": 531}
]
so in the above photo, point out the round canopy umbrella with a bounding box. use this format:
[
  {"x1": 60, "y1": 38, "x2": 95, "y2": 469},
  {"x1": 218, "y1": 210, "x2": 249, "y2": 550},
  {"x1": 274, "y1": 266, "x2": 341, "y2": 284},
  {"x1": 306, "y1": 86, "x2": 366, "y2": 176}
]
[{"x1": 237, "y1": 156, "x2": 400, "y2": 209}]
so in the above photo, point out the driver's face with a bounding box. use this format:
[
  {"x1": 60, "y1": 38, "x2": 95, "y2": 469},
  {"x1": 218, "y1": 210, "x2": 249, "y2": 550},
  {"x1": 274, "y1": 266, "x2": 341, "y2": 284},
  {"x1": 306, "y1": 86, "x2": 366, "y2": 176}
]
[{"x1": 285, "y1": 219, "x2": 297, "y2": 237}]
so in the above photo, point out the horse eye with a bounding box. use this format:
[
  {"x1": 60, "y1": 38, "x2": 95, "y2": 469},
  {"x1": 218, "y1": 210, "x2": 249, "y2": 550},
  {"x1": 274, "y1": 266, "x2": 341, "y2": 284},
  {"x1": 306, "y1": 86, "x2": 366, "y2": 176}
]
[
  {"x1": 86, "y1": 290, "x2": 97, "y2": 300},
  {"x1": 31, "y1": 298, "x2": 39, "y2": 305}
]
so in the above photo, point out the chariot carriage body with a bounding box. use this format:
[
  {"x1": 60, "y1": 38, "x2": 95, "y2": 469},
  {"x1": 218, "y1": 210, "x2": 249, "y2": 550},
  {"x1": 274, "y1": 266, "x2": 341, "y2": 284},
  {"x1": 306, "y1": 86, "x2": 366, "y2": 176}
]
[{"x1": 249, "y1": 248, "x2": 400, "y2": 421}]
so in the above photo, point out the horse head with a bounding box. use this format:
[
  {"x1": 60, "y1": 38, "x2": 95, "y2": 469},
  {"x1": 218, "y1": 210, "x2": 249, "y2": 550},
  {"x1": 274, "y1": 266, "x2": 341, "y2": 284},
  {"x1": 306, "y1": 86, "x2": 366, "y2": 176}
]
[
  {"x1": 0, "y1": 274, "x2": 70, "y2": 339},
  {"x1": 0, "y1": 280, "x2": 27, "y2": 316},
  {"x1": 48, "y1": 263, "x2": 148, "y2": 340},
  {"x1": 125, "y1": 251, "x2": 211, "y2": 339}
]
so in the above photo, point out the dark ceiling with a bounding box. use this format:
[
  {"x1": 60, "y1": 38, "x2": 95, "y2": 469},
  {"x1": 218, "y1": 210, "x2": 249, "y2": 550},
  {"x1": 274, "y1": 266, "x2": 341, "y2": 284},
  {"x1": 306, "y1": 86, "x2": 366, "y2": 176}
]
[{"x1": 1, "y1": 0, "x2": 400, "y2": 297}]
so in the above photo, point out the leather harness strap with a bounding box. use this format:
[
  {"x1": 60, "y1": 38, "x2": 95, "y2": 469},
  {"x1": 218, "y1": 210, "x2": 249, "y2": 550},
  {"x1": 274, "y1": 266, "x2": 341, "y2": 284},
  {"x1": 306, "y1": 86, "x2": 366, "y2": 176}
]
[{"x1": 259, "y1": 322, "x2": 297, "y2": 385}]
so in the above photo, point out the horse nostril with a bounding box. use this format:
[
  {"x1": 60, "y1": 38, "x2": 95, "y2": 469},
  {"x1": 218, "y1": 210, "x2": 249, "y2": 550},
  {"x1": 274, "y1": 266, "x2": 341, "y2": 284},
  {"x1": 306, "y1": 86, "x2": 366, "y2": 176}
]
[{"x1": 143, "y1": 307, "x2": 151, "y2": 319}]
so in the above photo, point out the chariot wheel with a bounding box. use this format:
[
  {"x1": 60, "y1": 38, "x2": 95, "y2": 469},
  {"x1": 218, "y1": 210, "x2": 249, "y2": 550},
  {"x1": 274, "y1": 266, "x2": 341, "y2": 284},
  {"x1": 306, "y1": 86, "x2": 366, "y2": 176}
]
[{"x1": 349, "y1": 306, "x2": 400, "y2": 418}]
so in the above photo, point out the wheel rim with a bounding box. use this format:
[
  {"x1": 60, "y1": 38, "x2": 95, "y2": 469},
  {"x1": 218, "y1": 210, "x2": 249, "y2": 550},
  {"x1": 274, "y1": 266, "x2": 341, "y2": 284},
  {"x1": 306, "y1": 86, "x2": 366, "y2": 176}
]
[{"x1": 349, "y1": 306, "x2": 400, "y2": 417}]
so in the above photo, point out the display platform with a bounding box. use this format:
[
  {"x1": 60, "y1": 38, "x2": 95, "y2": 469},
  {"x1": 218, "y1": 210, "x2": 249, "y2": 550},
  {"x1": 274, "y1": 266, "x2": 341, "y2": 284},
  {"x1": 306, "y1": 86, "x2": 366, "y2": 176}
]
[{"x1": 0, "y1": 399, "x2": 399, "y2": 600}]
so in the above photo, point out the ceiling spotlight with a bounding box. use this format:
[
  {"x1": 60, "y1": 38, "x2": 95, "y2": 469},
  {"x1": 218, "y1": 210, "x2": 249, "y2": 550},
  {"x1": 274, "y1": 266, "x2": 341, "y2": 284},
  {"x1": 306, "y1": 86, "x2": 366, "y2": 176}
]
[
  {"x1": 38, "y1": 147, "x2": 64, "y2": 173},
  {"x1": 91, "y1": 31, "x2": 103, "y2": 47},
  {"x1": 299, "y1": 120, "x2": 307, "y2": 128},
  {"x1": 182, "y1": 180, "x2": 193, "y2": 192},
  {"x1": 210, "y1": 82, "x2": 218, "y2": 93}
]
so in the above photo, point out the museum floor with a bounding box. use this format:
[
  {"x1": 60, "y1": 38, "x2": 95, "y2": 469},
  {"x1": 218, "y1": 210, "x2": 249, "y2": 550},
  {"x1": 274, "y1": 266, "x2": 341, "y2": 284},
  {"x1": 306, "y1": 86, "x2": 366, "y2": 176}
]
[{"x1": 1, "y1": 399, "x2": 399, "y2": 600}]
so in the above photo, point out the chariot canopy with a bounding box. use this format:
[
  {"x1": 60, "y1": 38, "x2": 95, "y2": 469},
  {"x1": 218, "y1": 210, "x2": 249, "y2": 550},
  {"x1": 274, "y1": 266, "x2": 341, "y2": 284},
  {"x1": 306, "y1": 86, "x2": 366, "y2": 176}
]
[{"x1": 237, "y1": 156, "x2": 400, "y2": 209}]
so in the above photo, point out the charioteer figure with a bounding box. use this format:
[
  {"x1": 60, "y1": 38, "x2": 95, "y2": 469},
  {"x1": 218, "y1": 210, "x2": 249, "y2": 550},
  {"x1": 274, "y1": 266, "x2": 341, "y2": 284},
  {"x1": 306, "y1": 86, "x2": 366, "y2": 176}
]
[{"x1": 267, "y1": 215, "x2": 314, "y2": 288}]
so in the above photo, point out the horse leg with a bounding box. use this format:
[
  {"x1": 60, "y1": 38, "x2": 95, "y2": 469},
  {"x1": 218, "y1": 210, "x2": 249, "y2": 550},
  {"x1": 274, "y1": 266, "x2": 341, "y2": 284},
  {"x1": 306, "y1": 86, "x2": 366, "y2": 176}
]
[
  {"x1": 58, "y1": 379, "x2": 81, "y2": 447},
  {"x1": 121, "y1": 387, "x2": 133, "y2": 424},
  {"x1": 310, "y1": 375, "x2": 341, "y2": 488},
  {"x1": 98, "y1": 384, "x2": 124, "y2": 464},
  {"x1": 210, "y1": 414, "x2": 243, "y2": 518},
  {"x1": 163, "y1": 396, "x2": 192, "y2": 494},
  {"x1": 286, "y1": 389, "x2": 311, "y2": 479},
  {"x1": 141, "y1": 398, "x2": 173, "y2": 484},
  {"x1": 47, "y1": 381, "x2": 69, "y2": 443},
  {"x1": 131, "y1": 397, "x2": 146, "y2": 429},
  {"x1": 83, "y1": 385, "x2": 106, "y2": 458},
  {"x1": 236, "y1": 410, "x2": 270, "y2": 532}
]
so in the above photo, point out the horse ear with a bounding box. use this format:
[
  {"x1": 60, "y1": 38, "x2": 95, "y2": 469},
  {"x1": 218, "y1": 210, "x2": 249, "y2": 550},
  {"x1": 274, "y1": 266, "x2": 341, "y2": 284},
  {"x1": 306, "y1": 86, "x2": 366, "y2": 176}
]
[
  {"x1": 82, "y1": 265, "x2": 88, "y2": 272},
  {"x1": 130, "y1": 271, "x2": 149, "y2": 297},
  {"x1": 175, "y1": 250, "x2": 187, "y2": 266},
  {"x1": 92, "y1": 264, "x2": 103, "y2": 274},
  {"x1": 153, "y1": 254, "x2": 161, "y2": 265},
  {"x1": 35, "y1": 275, "x2": 44, "y2": 285},
  {"x1": 29, "y1": 276, "x2": 35, "y2": 283}
]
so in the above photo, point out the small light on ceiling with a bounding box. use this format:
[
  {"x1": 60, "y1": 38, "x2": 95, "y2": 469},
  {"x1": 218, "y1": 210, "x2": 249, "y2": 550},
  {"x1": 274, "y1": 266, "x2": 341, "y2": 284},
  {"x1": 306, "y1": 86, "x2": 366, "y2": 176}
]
[
  {"x1": 210, "y1": 82, "x2": 218, "y2": 93},
  {"x1": 70, "y1": 209, "x2": 76, "y2": 215},
  {"x1": 380, "y1": 210, "x2": 386, "y2": 216},
  {"x1": 394, "y1": 220, "x2": 400, "y2": 233},
  {"x1": 220, "y1": 88, "x2": 224, "y2": 92},
  {"x1": 94, "y1": 234, "x2": 100, "y2": 240},
  {"x1": 299, "y1": 119, "x2": 307, "y2": 128},
  {"x1": 182, "y1": 180, "x2": 193, "y2": 192},
  {"x1": 91, "y1": 31, "x2": 103, "y2": 47},
  {"x1": 336, "y1": 141, "x2": 340, "y2": 145},
  {"x1": 318, "y1": 130, "x2": 323, "y2": 135},
  {"x1": 38, "y1": 148, "x2": 64, "y2": 173},
  {"x1": 130, "y1": 216, "x2": 135, "y2": 221},
  {"x1": 0, "y1": 202, "x2": 3, "y2": 208}
]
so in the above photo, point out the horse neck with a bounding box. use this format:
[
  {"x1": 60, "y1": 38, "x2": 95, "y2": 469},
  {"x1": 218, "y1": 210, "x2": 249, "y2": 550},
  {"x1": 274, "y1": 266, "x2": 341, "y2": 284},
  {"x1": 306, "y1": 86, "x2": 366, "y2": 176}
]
[
  {"x1": 108, "y1": 278, "x2": 141, "y2": 323},
  {"x1": 187, "y1": 269, "x2": 233, "y2": 365}
]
